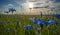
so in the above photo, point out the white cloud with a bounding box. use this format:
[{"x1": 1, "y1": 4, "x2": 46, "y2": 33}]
[
  {"x1": 2, "y1": 4, "x2": 13, "y2": 12},
  {"x1": 0, "y1": 4, "x2": 17, "y2": 14},
  {"x1": 0, "y1": 0, "x2": 60, "y2": 14},
  {"x1": 8, "y1": 4, "x2": 14, "y2": 7}
]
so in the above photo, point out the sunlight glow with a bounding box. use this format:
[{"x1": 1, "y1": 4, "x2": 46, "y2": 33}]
[{"x1": 29, "y1": 3, "x2": 33, "y2": 8}]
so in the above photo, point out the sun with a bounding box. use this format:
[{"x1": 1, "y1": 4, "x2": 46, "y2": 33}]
[{"x1": 29, "y1": 2, "x2": 33, "y2": 8}]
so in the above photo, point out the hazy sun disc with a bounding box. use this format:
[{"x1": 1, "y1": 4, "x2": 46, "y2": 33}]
[{"x1": 29, "y1": 3, "x2": 33, "y2": 8}]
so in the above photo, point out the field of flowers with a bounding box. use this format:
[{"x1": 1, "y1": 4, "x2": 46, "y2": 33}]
[{"x1": 0, "y1": 14, "x2": 60, "y2": 35}]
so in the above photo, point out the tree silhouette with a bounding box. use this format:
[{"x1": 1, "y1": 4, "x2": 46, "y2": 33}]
[{"x1": 9, "y1": 8, "x2": 16, "y2": 15}]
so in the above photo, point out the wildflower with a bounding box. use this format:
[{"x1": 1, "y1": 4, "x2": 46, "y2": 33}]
[
  {"x1": 54, "y1": 14, "x2": 60, "y2": 18},
  {"x1": 29, "y1": 17, "x2": 35, "y2": 22},
  {"x1": 45, "y1": 20, "x2": 55, "y2": 26},
  {"x1": 50, "y1": 30, "x2": 54, "y2": 32},
  {"x1": 24, "y1": 24, "x2": 31, "y2": 30},
  {"x1": 0, "y1": 22, "x2": 5, "y2": 24}
]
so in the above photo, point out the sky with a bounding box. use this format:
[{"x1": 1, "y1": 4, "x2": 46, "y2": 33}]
[{"x1": 0, "y1": 0, "x2": 60, "y2": 14}]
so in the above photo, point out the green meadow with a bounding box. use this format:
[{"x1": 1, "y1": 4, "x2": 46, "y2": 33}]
[{"x1": 0, "y1": 15, "x2": 60, "y2": 35}]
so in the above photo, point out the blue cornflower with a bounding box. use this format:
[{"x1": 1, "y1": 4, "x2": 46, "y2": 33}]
[
  {"x1": 36, "y1": 18, "x2": 42, "y2": 21},
  {"x1": 50, "y1": 30, "x2": 54, "y2": 32},
  {"x1": 37, "y1": 20, "x2": 44, "y2": 25},
  {"x1": 37, "y1": 19, "x2": 45, "y2": 28},
  {"x1": 55, "y1": 21, "x2": 60, "y2": 24},
  {"x1": 37, "y1": 20, "x2": 45, "y2": 26},
  {"x1": 24, "y1": 24, "x2": 31, "y2": 30},
  {"x1": 54, "y1": 14, "x2": 60, "y2": 18},
  {"x1": 34, "y1": 18, "x2": 43, "y2": 24},
  {"x1": 29, "y1": 17, "x2": 35, "y2": 22},
  {"x1": 47, "y1": 20, "x2": 55, "y2": 23},
  {"x1": 46, "y1": 20, "x2": 55, "y2": 26},
  {"x1": 0, "y1": 22, "x2": 5, "y2": 24}
]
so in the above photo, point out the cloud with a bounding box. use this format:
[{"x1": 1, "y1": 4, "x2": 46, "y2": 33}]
[
  {"x1": 0, "y1": 4, "x2": 16, "y2": 14},
  {"x1": 8, "y1": 4, "x2": 14, "y2": 7},
  {"x1": 13, "y1": 0, "x2": 26, "y2": 5},
  {"x1": 4, "y1": 4, "x2": 14, "y2": 8},
  {"x1": 12, "y1": 0, "x2": 60, "y2": 12},
  {"x1": 50, "y1": 0, "x2": 60, "y2": 3},
  {"x1": 0, "y1": 0, "x2": 60, "y2": 14}
]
